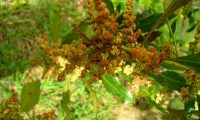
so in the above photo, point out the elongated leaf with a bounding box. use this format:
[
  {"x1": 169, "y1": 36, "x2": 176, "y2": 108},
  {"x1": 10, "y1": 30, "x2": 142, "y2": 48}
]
[
  {"x1": 156, "y1": 71, "x2": 187, "y2": 90},
  {"x1": 161, "y1": 60, "x2": 189, "y2": 70},
  {"x1": 102, "y1": 73, "x2": 134, "y2": 103},
  {"x1": 184, "y1": 98, "x2": 195, "y2": 116},
  {"x1": 103, "y1": 0, "x2": 114, "y2": 14},
  {"x1": 166, "y1": 53, "x2": 200, "y2": 73},
  {"x1": 142, "y1": 0, "x2": 191, "y2": 44},
  {"x1": 20, "y1": 80, "x2": 41, "y2": 112},
  {"x1": 197, "y1": 95, "x2": 200, "y2": 112},
  {"x1": 116, "y1": 4, "x2": 121, "y2": 13},
  {"x1": 171, "y1": 20, "x2": 176, "y2": 34},
  {"x1": 61, "y1": 91, "x2": 70, "y2": 114},
  {"x1": 137, "y1": 13, "x2": 162, "y2": 32},
  {"x1": 145, "y1": 97, "x2": 168, "y2": 113}
]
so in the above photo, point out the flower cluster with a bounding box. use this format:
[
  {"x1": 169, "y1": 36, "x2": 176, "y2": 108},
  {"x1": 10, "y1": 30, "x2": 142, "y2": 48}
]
[
  {"x1": 0, "y1": 92, "x2": 24, "y2": 120},
  {"x1": 190, "y1": 24, "x2": 200, "y2": 53},
  {"x1": 40, "y1": 0, "x2": 165, "y2": 83},
  {"x1": 37, "y1": 110, "x2": 57, "y2": 120},
  {"x1": 183, "y1": 69, "x2": 200, "y2": 94}
]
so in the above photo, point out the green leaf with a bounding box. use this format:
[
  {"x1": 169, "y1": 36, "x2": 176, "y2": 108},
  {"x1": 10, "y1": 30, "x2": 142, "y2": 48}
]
[
  {"x1": 156, "y1": 71, "x2": 187, "y2": 91},
  {"x1": 103, "y1": 0, "x2": 114, "y2": 14},
  {"x1": 166, "y1": 53, "x2": 200, "y2": 73},
  {"x1": 184, "y1": 98, "x2": 195, "y2": 116},
  {"x1": 136, "y1": 13, "x2": 162, "y2": 33},
  {"x1": 187, "y1": 24, "x2": 197, "y2": 32},
  {"x1": 20, "y1": 80, "x2": 41, "y2": 112},
  {"x1": 161, "y1": 60, "x2": 189, "y2": 70},
  {"x1": 102, "y1": 73, "x2": 134, "y2": 103},
  {"x1": 62, "y1": 31, "x2": 79, "y2": 44},
  {"x1": 145, "y1": 97, "x2": 168, "y2": 113},
  {"x1": 61, "y1": 91, "x2": 70, "y2": 114},
  {"x1": 142, "y1": 0, "x2": 191, "y2": 44},
  {"x1": 197, "y1": 95, "x2": 200, "y2": 112},
  {"x1": 171, "y1": 20, "x2": 176, "y2": 34},
  {"x1": 116, "y1": 4, "x2": 121, "y2": 13},
  {"x1": 169, "y1": 97, "x2": 184, "y2": 110}
]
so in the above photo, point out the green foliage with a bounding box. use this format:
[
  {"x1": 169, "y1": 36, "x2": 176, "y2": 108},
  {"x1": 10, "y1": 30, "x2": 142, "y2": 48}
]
[
  {"x1": 20, "y1": 80, "x2": 41, "y2": 112},
  {"x1": 143, "y1": 97, "x2": 168, "y2": 113},
  {"x1": 136, "y1": 13, "x2": 163, "y2": 33},
  {"x1": 197, "y1": 95, "x2": 200, "y2": 111},
  {"x1": 171, "y1": 20, "x2": 177, "y2": 34},
  {"x1": 61, "y1": 91, "x2": 70, "y2": 115},
  {"x1": 154, "y1": 71, "x2": 187, "y2": 91},
  {"x1": 102, "y1": 73, "x2": 134, "y2": 104},
  {"x1": 165, "y1": 53, "x2": 200, "y2": 73},
  {"x1": 103, "y1": 0, "x2": 114, "y2": 14},
  {"x1": 169, "y1": 97, "x2": 185, "y2": 110},
  {"x1": 184, "y1": 98, "x2": 196, "y2": 116},
  {"x1": 103, "y1": 74, "x2": 134, "y2": 103}
]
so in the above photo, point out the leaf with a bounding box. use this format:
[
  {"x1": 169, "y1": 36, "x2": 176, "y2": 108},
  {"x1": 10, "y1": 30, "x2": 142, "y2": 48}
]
[
  {"x1": 166, "y1": 53, "x2": 200, "y2": 73},
  {"x1": 184, "y1": 98, "x2": 195, "y2": 116},
  {"x1": 145, "y1": 97, "x2": 168, "y2": 113},
  {"x1": 102, "y1": 73, "x2": 134, "y2": 104},
  {"x1": 171, "y1": 20, "x2": 176, "y2": 34},
  {"x1": 169, "y1": 97, "x2": 184, "y2": 110},
  {"x1": 197, "y1": 95, "x2": 200, "y2": 112},
  {"x1": 142, "y1": 0, "x2": 191, "y2": 44},
  {"x1": 161, "y1": 60, "x2": 189, "y2": 70},
  {"x1": 61, "y1": 91, "x2": 70, "y2": 114},
  {"x1": 62, "y1": 20, "x2": 90, "y2": 44},
  {"x1": 156, "y1": 71, "x2": 187, "y2": 91},
  {"x1": 63, "y1": 31, "x2": 79, "y2": 44},
  {"x1": 187, "y1": 24, "x2": 197, "y2": 32},
  {"x1": 20, "y1": 80, "x2": 41, "y2": 112},
  {"x1": 136, "y1": 13, "x2": 162, "y2": 33},
  {"x1": 103, "y1": 0, "x2": 114, "y2": 14},
  {"x1": 116, "y1": 4, "x2": 121, "y2": 13}
]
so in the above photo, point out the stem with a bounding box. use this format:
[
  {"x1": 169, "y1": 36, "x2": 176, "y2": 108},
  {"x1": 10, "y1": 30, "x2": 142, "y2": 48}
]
[
  {"x1": 166, "y1": 20, "x2": 178, "y2": 57},
  {"x1": 87, "y1": 84, "x2": 99, "y2": 120},
  {"x1": 121, "y1": 45, "x2": 132, "y2": 53},
  {"x1": 63, "y1": 75, "x2": 70, "y2": 92},
  {"x1": 142, "y1": 0, "x2": 191, "y2": 45},
  {"x1": 25, "y1": 112, "x2": 32, "y2": 120},
  {"x1": 163, "y1": 1, "x2": 178, "y2": 57}
]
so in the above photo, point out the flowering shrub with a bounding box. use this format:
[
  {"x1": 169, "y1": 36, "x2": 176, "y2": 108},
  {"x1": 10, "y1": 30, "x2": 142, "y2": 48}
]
[{"x1": 1, "y1": 0, "x2": 200, "y2": 119}]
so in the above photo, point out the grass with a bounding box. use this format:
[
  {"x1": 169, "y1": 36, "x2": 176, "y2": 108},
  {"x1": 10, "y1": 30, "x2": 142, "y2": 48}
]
[{"x1": 0, "y1": 68, "x2": 117, "y2": 119}]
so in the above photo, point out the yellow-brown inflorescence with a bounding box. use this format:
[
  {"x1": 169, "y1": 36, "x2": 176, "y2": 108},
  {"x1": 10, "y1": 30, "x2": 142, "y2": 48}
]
[
  {"x1": 0, "y1": 92, "x2": 24, "y2": 120},
  {"x1": 183, "y1": 69, "x2": 200, "y2": 94},
  {"x1": 40, "y1": 0, "x2": 165, "y2": 83}
]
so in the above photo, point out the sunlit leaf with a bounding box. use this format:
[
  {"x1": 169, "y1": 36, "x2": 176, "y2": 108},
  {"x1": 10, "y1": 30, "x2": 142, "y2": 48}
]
[
  {"x1": 20, "y1": 80, "x2": 41, "y2": 112},
  {"x1": 166, "y1": 53, "x2": 200, "y2": 73},
  {"x1": 102, "y1": 73, "x2": 134, "y2": 104},
  {"x1": 161, "y1": 60, "x2": 189, "y2": 70},
  {"x1": 145, "y1": 97, "x2": 168, "y2": 113},
  {"x1": 169, "y1": 97, "x2": 184, "y2": 110}
]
